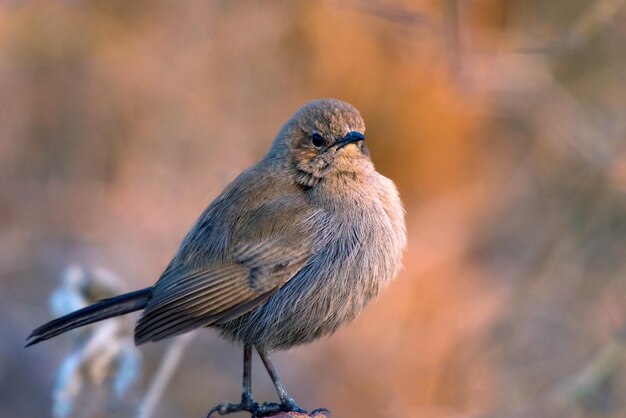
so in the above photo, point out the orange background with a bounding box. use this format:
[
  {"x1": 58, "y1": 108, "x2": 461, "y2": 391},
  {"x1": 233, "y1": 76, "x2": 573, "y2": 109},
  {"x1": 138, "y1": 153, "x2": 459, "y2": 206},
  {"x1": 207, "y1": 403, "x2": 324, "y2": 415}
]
[{"x1": 2, "y1": 1, "x2": 626, "y2": 417}]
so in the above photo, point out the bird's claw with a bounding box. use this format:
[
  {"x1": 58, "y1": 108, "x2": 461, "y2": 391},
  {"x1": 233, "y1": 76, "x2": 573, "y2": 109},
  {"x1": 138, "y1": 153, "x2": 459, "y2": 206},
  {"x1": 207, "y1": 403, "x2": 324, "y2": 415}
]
[{"x1": 206, "y1": 399, "x2": 259, "y2": 417}]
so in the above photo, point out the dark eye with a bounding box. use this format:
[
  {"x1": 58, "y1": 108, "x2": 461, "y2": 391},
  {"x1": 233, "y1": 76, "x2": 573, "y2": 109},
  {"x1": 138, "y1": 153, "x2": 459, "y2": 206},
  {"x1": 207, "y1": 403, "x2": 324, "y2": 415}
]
[{"x1": 310, "y1": 132, "x2": 325, "y2": 149}]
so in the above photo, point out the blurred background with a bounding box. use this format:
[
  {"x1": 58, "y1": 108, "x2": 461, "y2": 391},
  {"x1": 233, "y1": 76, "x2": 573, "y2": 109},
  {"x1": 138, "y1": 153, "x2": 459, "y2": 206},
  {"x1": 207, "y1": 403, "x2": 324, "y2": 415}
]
[{"x1": 2, "y1": 0, "x2": 626, "y2": 417}]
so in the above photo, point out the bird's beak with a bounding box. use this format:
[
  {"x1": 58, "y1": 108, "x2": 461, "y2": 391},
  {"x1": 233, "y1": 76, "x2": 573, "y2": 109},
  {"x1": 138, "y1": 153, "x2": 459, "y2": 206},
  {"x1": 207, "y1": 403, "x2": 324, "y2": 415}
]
[{"x1": 335, "y1": 131, "x2": 365, "y2": 149}]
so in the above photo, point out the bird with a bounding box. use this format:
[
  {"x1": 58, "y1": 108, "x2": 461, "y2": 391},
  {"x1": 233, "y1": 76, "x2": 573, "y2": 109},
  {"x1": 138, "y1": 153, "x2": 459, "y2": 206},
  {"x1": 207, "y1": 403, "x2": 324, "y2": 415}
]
[{"x1": 27, "y1": 98, "x2": 407, "y2": 417}]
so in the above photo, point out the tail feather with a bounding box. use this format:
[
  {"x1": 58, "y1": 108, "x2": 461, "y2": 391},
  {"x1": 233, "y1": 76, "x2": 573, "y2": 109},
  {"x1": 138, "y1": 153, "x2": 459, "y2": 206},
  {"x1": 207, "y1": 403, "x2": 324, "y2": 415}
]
[{"x1": 26, "y1": 287, "x2": 152, "y2": 347}]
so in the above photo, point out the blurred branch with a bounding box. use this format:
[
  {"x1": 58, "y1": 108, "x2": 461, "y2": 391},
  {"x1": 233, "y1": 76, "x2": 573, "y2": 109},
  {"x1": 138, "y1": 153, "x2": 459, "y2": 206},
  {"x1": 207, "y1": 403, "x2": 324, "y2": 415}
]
[
  {"x1": 521, "y1": 0, "x2": 626, "y2": 53},
  {"x1": 551, "y1": 325, "x2": 626, "y2": 405},
  {"x1": 444, "y1": 0, "x2": 461, "y2": 78},
  {"x1": 345, "y1": 0, "x2": 463, "y2": 78},
  {"x1": 346, "y1": 0, "x2": 427, "y2": 26},
  {"x1": 51, "y1": 266, "x2": 140, "y2": 418},
  {"x1": 138, "y1": 332, "x2": 197, "y2": 418}
]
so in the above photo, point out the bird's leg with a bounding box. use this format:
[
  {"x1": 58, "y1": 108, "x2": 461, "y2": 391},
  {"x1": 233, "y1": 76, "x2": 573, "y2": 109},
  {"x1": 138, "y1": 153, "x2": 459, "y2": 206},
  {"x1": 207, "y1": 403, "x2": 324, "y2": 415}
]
[
  {"x1": 254, "y1": 346, "x2": 306, "y2": 415},
  {"x1": 241, "y1": 343, "x2": 256, "y2": 408},
  {"x1": 207, "y1": 344, "x2": 258, "y2": 417}
]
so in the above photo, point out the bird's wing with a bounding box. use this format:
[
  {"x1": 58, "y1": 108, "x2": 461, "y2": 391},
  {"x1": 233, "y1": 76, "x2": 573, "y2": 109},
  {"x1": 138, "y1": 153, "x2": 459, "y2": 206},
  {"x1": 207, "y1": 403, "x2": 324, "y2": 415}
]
[{"x1": 134, "y1": 197, "x2": 327, "y2": 345}]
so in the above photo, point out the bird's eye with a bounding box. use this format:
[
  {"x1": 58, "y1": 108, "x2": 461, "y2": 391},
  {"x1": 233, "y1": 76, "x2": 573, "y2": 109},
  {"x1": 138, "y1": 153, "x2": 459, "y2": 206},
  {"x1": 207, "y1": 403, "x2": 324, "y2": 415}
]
[{"x1": 310, "y1": 133, "x2": 325, "y2": 149}]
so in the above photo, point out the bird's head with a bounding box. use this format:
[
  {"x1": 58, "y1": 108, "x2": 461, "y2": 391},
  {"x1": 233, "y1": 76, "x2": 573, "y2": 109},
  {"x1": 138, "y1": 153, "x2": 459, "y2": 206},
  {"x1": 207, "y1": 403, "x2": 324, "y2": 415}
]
[{"x1": 270, "y1": 99, "x2": 371, "y2": 187}]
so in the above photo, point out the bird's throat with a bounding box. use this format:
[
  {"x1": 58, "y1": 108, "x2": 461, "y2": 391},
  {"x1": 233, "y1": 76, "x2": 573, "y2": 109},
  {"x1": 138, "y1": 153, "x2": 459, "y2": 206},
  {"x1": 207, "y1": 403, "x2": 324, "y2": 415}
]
[{"x1": 294, "y1": 170, "x2": 322, "y2": 188}]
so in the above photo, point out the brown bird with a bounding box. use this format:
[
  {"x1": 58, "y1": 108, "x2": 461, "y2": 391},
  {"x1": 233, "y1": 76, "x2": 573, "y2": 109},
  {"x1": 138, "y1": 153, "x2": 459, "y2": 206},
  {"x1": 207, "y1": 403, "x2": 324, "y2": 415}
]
[{"x1": 27, "y1": 99, "x2": 407, "y2": 417}]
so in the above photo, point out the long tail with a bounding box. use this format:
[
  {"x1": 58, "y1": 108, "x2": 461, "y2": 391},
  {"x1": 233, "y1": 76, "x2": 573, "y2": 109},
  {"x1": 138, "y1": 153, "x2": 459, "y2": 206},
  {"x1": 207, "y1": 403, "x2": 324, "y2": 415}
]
[{"x1": 26, "y1": 287, "x2": 153, "y2": 347}]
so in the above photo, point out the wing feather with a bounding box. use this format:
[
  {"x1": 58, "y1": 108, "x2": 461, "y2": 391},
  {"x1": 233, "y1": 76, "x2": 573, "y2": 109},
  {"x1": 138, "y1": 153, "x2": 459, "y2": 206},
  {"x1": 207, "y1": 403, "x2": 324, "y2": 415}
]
[
  {"x1": 137, "y1": 290, "x2": 262, "y2": 344},
  {"x1": 136, "y1": 289, "x2": 255, "y2": 344},
  {"x1": 149, "y1": 264, "x2": 241, "y2": 305},
  {"x1": 134, "y1": 195, "x2": 327, "y2": 345},
  {"x1": 135, "y1": 266, "x2": 252, "y2": 343},
  {"x1": 138, "y1": 279, "x2": 251, "y2": 330}
]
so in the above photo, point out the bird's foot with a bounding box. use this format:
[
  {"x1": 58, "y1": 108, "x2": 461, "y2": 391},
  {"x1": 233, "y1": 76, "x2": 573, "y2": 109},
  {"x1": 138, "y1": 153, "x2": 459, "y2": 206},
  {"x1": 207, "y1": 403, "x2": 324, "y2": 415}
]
[
  {"x1": 252, "y1": 399, "x2": 328, "y2": 417},
  {"x1": 206, "y1": 398, "x2": 259, "y2": 417},
  {"x1": 278, "y1": 398, "x2": 307, "y2": 414},
  {"x1": 207, "y1": 398, "x2": 329, "y2": 418},
  {"x1": 310, "y1": 408, "x2": 331, "y2": 416},
  {"x1": 250, "y1": 402, "x2": 283, "y2": 417}
]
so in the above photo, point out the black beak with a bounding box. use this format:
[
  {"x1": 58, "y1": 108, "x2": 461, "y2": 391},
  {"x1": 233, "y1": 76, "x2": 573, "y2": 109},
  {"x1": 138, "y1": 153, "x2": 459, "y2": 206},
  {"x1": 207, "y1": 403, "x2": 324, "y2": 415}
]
[{"x1": 335, "y1": 131, "x2": 365, "y2": 149}]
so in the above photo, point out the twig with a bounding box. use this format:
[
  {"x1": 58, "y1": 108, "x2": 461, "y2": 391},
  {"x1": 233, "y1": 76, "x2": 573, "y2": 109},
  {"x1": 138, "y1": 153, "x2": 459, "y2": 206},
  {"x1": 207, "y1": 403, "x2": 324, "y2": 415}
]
[
  {"x1": 551, "y1": 327, "x2": 626, "y2": 405},
  {"x1": 137, "y1": 332, "x2": 197, "y2": 418}
]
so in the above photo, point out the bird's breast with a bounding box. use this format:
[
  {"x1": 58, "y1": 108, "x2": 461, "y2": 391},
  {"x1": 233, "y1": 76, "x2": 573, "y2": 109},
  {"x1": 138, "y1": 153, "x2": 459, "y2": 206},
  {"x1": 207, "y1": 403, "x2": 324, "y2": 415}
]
[{"x1": 217, "y1": 172, "x2": 406, "y2": 350}]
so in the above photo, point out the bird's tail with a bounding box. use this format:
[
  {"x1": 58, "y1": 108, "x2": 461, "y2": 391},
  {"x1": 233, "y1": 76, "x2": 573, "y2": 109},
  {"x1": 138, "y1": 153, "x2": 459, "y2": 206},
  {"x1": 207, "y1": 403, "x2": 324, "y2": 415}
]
[{"x1": 26, "y1": 287, "x2": 152, "y2": 347}]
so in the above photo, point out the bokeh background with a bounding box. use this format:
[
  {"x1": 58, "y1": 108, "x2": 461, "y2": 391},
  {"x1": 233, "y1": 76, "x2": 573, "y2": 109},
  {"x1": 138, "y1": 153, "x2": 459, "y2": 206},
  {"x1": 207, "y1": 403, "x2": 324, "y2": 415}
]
[{"x1": 2, "y1": 0, "x2": 626, "y2": 417}]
